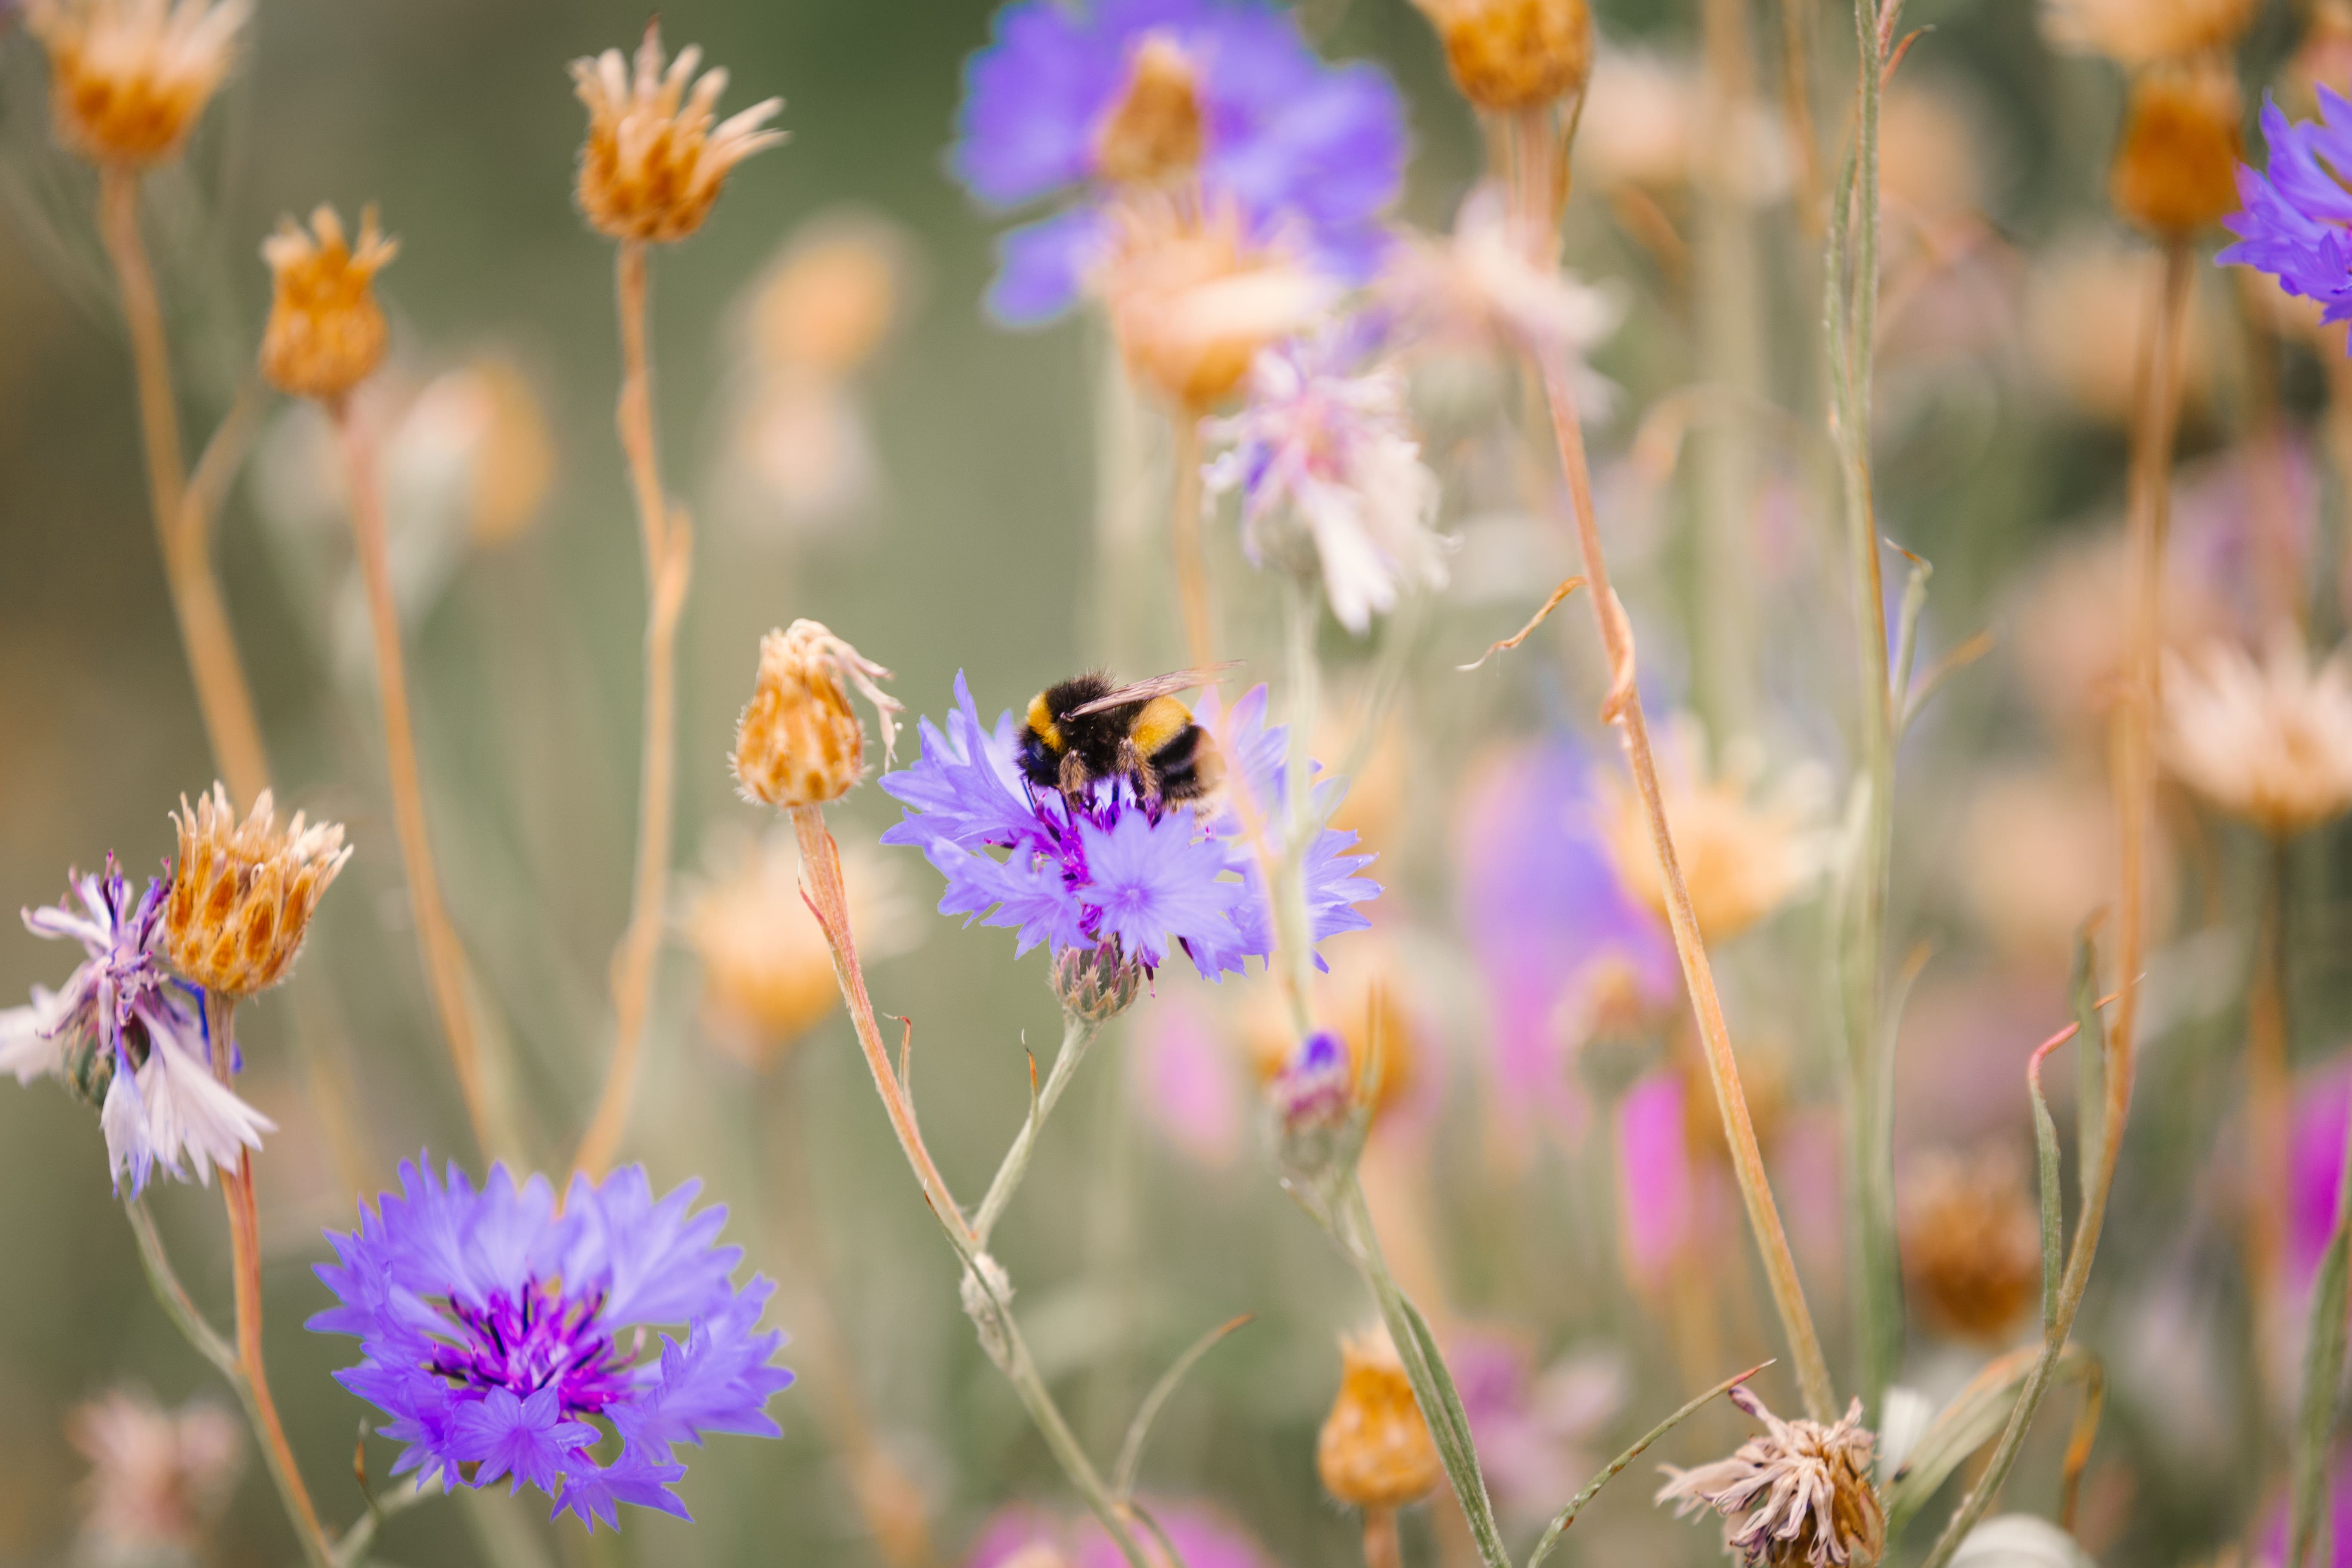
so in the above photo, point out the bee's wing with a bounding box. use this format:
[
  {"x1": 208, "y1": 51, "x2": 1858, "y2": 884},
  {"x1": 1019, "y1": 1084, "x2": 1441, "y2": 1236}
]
[{"x1": 1065, "y1": 663, "x2": 1243, "y2": 717}]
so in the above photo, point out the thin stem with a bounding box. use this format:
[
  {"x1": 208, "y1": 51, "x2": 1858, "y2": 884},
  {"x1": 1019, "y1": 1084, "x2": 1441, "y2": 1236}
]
[
  {"x1": 791, "y1": 804, "x2": 1151, "y2": 1568},
  {"x1": 1274, "y1": 575, "x2": 1322, "y2": 1040},
  {"x1": 2247, "y1": 838, "x2": 2292, "y2": 1340},
  {"x1": 1170, "y1": 412, "x2": 1213, "y2": 671},
  {"x1": 207, "y1": 997, "x2": 337, "y2": 1568},
  {"x1": 972, "y1": 1012, "x2": 1102, "y2": 1248},
  {"x1": 96, "y1": 166, "x2": 272, "y2": 807},
  {"x1": 1362, "y1": 1508, "x2": 1401, "y2": 1568},
  {"x1": 1916, "y1": 235, "x2": 2193, "y2": 1568},
  {"x1": 1535, "y1": 355, "x2": 1837, "y2": 1424},
  {"x1": 333, "y1": 398, "x2": 498, "y2": 1158},
  {"x1": 1778, "y1": 0, "x2": 1825, "y2": 239},
  {"x1": 334, "y1": 1476, "x2": 435, "y2": 1567},
  {"x1": 576, "y1": 240, "x2": 694, "y2": 1176},
  {"x1": 126, "y1": 1197, "x2": 236, "y2": 1377}
]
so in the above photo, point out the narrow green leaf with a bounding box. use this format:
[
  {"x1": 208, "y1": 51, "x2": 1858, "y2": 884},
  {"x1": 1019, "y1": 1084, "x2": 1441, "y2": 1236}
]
[
  {"x1": 1392, "y1": 1292, "x2": 1510, "y2": 1568},
  {"x1": 1112, "y1": 1316, "x2": 1253, "y2": 1501},
  {"x1": 1885, "y1": 1345, "x2": 2095, "y2": 1534},
  {"x1": 2031, "y1": 1064, "x2": 2064, "y2": 1332},
  {"x1": 1525, "y1": 1361, "x2": 1771, "y2": 1568},
  {"x1": 2292, "y1": 1228, "x2": 2352, "y2": 1566},
  {"x1": 2068, "y1": 931, "x2": 2106, "y2": 1211}
]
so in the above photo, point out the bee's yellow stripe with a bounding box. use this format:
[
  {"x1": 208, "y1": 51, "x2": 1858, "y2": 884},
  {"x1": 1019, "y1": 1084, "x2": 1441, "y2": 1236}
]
[
  {"x1": 1026, "y1": 693, "x2": 1063, "y2": 751},
  {"x1": 1132, "y1": 696, "x2": 1190, "y2": 755}
]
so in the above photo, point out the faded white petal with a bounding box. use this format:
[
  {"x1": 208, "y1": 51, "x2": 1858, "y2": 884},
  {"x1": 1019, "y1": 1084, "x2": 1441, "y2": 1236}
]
[
  {"x1": 140, "y1": 1038, "x2": 273, "y2": 1186},
  {"x1": 0, "y1": 988, "x2": 71, "y2": 1084}
]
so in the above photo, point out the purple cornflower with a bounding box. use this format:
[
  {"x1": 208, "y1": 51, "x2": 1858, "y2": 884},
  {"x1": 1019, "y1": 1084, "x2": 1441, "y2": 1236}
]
[
  {"x1": 949, "y1": 0, "x2": 1407, "y2": 325},
  {"x1": 310, "y1": 1157, "x2": 793, "y2": 1531},
  {"x1": 0, "y1": 858, "x2": 271, "y2": 1196},
  {"x1": 2221, "y1": 91, "x2": 2352, "y2": 334},
  {"x1": 879, "y1": 677, "x2": 1376, "y2": 980}
]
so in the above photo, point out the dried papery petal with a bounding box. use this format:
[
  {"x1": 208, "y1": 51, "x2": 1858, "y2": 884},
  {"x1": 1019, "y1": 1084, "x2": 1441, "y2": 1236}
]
[
  {"x1": 2164, "y1": 632, "x2": 2352, "y2": 837},
  {"x1": 259, "y1": 203, "x2": 398, "y2": 401},
  {"x1": 164, "y1": 783, "x2": 350, "y2": 998},
  {"x1": 1656, "y1": 1385, "x2": 1884, "y2": 1567},
  {"x1": 733, "y1": 620, "x2": 903, "y2": 809},
  {"x1": 24, "y1": 0, "x2": 250, "y2": 166},
  {"x1": 570, "y1": 21, "x2": 784, "y2": 244}
]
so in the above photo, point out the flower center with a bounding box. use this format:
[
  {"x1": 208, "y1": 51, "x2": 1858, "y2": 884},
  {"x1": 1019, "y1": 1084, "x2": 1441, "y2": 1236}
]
[{"x1": 425, "y1": 1278, "x2": 636, "y2": 1416}]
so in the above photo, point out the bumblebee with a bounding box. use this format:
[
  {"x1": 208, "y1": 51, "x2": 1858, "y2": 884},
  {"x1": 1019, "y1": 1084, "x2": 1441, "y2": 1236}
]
[{"x1": 1018, "y1": 667, "x2": 1231, "y2": 806}]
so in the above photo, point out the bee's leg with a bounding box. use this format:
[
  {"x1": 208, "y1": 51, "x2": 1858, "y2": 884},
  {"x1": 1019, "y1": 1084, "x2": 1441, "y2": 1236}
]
[
  {"x1": 1117, "y1": 736, "x2": 1162, "y2": 804},
  {"x1": 1059, "y1": 751, "x2": 1093, "y2": 799}
]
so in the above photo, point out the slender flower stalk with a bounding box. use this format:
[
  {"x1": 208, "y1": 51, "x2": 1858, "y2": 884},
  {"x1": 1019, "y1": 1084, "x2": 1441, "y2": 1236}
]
[
  {"x1": 95, "y1": 168, "x2": 272, "y2": 808},
  {"x1": 1170, "y1": 414, "x2": 1213, "y2": 670},
  {"x1": 2243, "y1": 841, "x2": 2291, "y2": 1354},
  {"x1": 1534, "y1": 355, "x2": 1837, "y2": 1425},
  {"x1": 972, "y1": 1011, "x2": 1103, "y2": 1248},
  {"x1": 203, "y1": 997, "x2": 336, "y2": 1568},
  {"x1": 332, "y1": 399, "x2": 501, "y2": 1156}
]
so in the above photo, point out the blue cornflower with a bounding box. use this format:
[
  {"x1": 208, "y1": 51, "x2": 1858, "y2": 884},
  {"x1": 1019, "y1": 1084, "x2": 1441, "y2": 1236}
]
[
  {"x1": 2222, "y1": 91, "x2": 2352, "y2": 331},
  {"x1": 950, "y1": 0, "x2": 1407, "y2": 325},
  {"x1": 311, "y1": 1158, "x2": 793, "y2": 1531},
  {"x1": 0, "y1": 858, "x2": 272, "y2": 1196},
  {"x1": 879, "y1": 677, "x2": 1377, "y2": 979}
]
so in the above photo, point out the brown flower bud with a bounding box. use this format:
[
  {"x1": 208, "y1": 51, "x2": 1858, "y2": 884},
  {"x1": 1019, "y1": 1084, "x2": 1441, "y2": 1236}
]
[
  {"x1": 1899, "y1": 1146, "x2": 2043, "y2": 1343},
  {"x1": 25, "y1": 0, "x2": 249, "y2": 167},
  {"x1": 1093, "y1": 34, "x2": 1204, "y2": 186},
  {"x1": 1414, "y1": 0, "x2": 1592, "y2": 112},
  {"x1": 2110, "y1": 60, "x2": 2243, "y2": 238},
  {"x1": 1317, "y1": 1328, "x2": 1442, "y2": 1510},
  {"x1": 165, "y1": 784, "x2": 350, "y2": 998},
  {"x1": 571, "y1": 23, "x2": 785, "y2": 245},
  {"x1": 259, "y1": 205, "x2": 397, "y2": 402},
  {"x1": 732, "y1": 620, "x2": 902, "y2": 809}
]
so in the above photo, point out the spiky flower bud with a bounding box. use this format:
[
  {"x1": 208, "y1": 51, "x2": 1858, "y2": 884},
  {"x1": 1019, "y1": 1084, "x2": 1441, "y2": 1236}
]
[
  {"x1": 2109, "y1": 60, "x2": 2242, "y2": 238},
  {"x1": 1412, "y1": 0, "x2": 1592, "y2": 112},
  {"x1": 24, "y1": 0, "x2": 249, "y2": 167},
  {"x1": 1051, "y1": 941, "x2": 1147, "y2": 1024},
  {"x1": 570, "y1": 23, "x2": 784, "y2": 245},
  {"x1": 1092, "y1": 33, "x2": 1204, "y2": 186},
  {"x1": 1268, "y1": 1030, "x2": 1359, "y2": 1182},
  {"x1": 1317, "y1": 1326, "x2": 1443, "y2": 1510},
  {"x1": 733, "y1": 620, "x2": 902, "y2": 810},
  {"x1": 164, "y1": 784, "x2": 350, "y2": 999},
  {"x1": 259, "y1": 204, "x2": 397, "y2": 402}
]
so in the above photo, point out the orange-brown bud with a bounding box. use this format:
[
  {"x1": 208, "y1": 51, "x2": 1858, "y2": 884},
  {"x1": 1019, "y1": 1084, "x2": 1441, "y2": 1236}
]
[
  {"x1": 732, "y1": 621, "x2": 902, "y2": 810},
  {"x1": 259, "y1": 205, "x2": 397, "y2": 401},
  {"x1": 571, "y1": 23, "x2": 784, "y2": 245},
  {"x1": 2110, "y1": 61, "x2": 2243, "y2": 238},
  {"x1": 165, "y1": 784, "x2": 350, "y2": 999},
  {"x1": 1093, "y1": 34, "x2": 1205, "y2": 186},
  {"x1": 1415, "y1": 0, "x2": 1592, "y2": 112},
  {"x1": 25, "y1": 0, "x2": 249, "y2": 167},
  {"x1": 1317, "y1": 1329, "x2": 1442, "y2": 1510}
]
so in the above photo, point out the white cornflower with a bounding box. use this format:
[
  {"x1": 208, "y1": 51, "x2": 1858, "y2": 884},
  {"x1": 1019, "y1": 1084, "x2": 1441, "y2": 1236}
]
[
  {"x1": 1204, "y1": 340, "x2": 1448, "y2": 634},
  {"x1": 2164, "y1": 631, "x2": 2352, "y2": 838}
]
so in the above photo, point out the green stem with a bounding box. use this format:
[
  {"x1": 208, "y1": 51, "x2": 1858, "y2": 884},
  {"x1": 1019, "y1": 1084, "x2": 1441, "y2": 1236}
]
[{"x1": 972, "y1": 1013, "x2": 1103, "y2": 1248}]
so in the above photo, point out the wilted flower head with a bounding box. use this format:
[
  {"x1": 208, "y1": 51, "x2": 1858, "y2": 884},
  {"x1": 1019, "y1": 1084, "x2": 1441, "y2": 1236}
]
[
  {"x1": 1598, "y1": 717, "x2": 1829, "y2": 943},
  {"x1": 1899, "y1": 1145, "x2": 2043, "y2": 1343},
  {"x1": 1656, "y1": 1384, "x2": 1885, "y2": 1568},
  {"x1": 570, "y1": 23, "x2": 784, "y2": 245},
  {"x1": 69, "y1": 1388, "x2": 242, "y2": 1561},
  {"x1": 1409, "y1": 0, "x2": 1592, "y2": 111},
  {"x1": 733, "y1": 620, "x2": 903, "y2": 810},
  {"x1": 2223, "y1": 89, "x2": 2352, "y2": 345},
  {"x1": 1204, "y1": 339, "x2": 1445, "y2": 634},
  {"x1": 2108, "y1": 59, "x2": 2242, "y2": 237},
  {"x1": 1098, "y1": 197, "x2": 1336, "y2": 410},
  {"x1": 2164, "y1": 633, "x2": 2352, "y2": 836},
  {"x1": 880, "y1": 679, "x2": 1376, "y2": 979},
  {"x1": 950, "y1": 0, "x2": 1405, "y2": 325},
  {"x1": 310, "y1": 1156, "x2": 793, "y2": 1530},
  {"x1": 259, "y1": 204, "x2": 398, "y2": 401},
  {"x1": 688, "y1": 827, "x2": 914, "y2": 1068},
  {"x1": 164, "y1": 784, "x2": 349, "y2": 999},
  {"x1": 1317, "y1": 1325, "x2": 1443, "y2": 1509},
  {"x1": 2042, "y1": 0, "x2": 2255, "y2": 67},
  {"x1": 0, "y1": 860, "x2": 272, "y2": 1194},
  {"x1": 24, "y1": 0, "x2": 248, "y2": 165}
]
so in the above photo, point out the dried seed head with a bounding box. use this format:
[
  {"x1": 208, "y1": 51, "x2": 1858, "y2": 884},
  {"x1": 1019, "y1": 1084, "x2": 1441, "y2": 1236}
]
[
  {"x1": 1317, "y1": 1326, "x2": 1443, "y2": 1510},
  {"x1": 164, "y1": 784, "x2": 351, "y2": 998},
  {"x1": 1092, "y1": 33, "x2": 1205, "y2": 186},
  {"x1": 2109, "y1": 60, "x2": 2242, "y2": 238},
  {"x1": 24, "y1": 0, "x2": 249, "y2": 167},
  {"x1": 1657, "y1": 1385, "x2": 1885, "y2": 1568},
  {"x1": 732, "y1": 620, "x2": 902, "y2": 810},
  {"x1": 259, "y1": 204, "x2": 398, "y2": 402},
  {"x1": 2043, "y1": 0, "x2": 2256, "y2": 68},
  {"x1": 1899, "y1": 1145, "x2": 2043, "y2": 1343},
  {"x1": 68, "y1": 1388, "x2": 243, "y2": 1555},
  {"x1": 1098, "y1": 196, "x2": 1335, "y2": 412},
  {"x1": 570, "y1": 22, "x2": 784, "y2": 245},
  {"x1": 1413, "y1": 0, "x2": 1593, "y2": 111},
  {"x1": 2164, "y1": 632, "x2": 2352, "y2": 837}
]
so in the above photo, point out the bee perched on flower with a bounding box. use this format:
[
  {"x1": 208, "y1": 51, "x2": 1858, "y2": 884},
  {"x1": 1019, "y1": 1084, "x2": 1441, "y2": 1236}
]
[
  {"x1": 879, "y1": 677, "x2": 1376, "y2": 984},
  {"x1": 23, "y1": 0, "x2": 250, "y2": 167},
  {"x1": 949, "y1": 0, "x2": 1405, "y2": 326},
  {"x1": 0, "y1": 859, "x2": 273, "y2": 1194},
  {"x1": 310, "y1": 1157, "x2": 794, "y2": 1531},
  {"x1": 570, "y1": 22, "x2": 785, "y2": 246}
]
